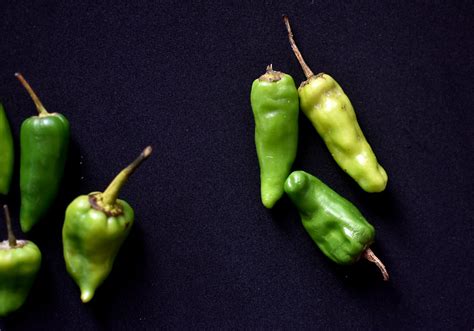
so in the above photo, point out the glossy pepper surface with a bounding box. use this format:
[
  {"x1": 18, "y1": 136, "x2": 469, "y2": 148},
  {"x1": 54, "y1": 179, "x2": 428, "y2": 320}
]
[
  {"x1": 283, "y1": 16, "x2": 388, "y2": 193},
  {"x1": 0, "y1": 205, "x2": 41, "y2": 316},
  {"x1": 284, "y1": 170, "x2": 388, "y2": 280},
  {"x1": 16, "y1": 73, "x2": 70, "y2": 232},
  {"x1": 250, "y1": 65, "x2": 299, "y2": 208},
  {"x1": 0, "y1": 103, "x2": 14, "y2": 195},
  {"x1": 63, "y1": 146, "x2": 152, "y2": 303}
]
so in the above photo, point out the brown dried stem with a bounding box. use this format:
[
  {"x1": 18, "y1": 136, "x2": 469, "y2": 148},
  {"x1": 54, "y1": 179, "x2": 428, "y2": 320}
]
[
  {"x1": 362, "y1": 247, "x2": 389, "y2": 281},
  {"x1": 282, "y1": 15, "x2": 314, "y2": 79}
]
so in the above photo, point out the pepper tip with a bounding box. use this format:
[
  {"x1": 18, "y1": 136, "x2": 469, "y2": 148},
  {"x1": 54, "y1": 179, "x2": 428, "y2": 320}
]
[{"x1": 80, "y1": 290, "x2": 94, "y2": 303}]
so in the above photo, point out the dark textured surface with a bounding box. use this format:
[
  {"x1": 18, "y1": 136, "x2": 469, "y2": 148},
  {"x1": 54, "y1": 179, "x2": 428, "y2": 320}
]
[{"x1": 0, "y1": 1, "x2": 473, "y2": 329}]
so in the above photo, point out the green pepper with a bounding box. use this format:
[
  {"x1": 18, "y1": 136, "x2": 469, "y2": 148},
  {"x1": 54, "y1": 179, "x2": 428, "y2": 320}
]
[
  {"x1": 63, "y1": 146, "x2": 152, "y2": 303},
  {"x1": 283, "y1": 16, "x2": 388, "y2": 193},
  {"x1": 284, "y1": 170, "x2": 388, "y2": 280},
  {"x1": 16, "y1": 73, "x2": 70, "y2": 232},
  {"x1": 250, "y1": 65, "x2": 299, "y2": 208},
  {"x1": 0, "y1": 205, "x2": 41, "y2": 316},
  {"x1": 0, "y1": 103, "x2": 14, "y2": 195}
]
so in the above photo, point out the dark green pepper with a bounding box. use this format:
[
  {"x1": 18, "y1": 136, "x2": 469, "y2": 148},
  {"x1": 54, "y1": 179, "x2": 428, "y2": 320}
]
[
  {"x1": 283, "y1": 16, "x2": 388, "y2": 193},
  {"x1": 63, "y1": 146, "x2": 152, "y2": 303},
  {"x1": 0, "y1": 205, "x2": 41, "y2": 316},
  {"x1": 284, "y1": 170, "x2": 388, "y2": 280},
  {"x1": 16, "y1": 73, "x2": 70, "y2": 232},
  {"x1": 250, "y1": 65, "x2": 299, "y2": 208},
  {"x1": 0, "y1": 103, "x2": 14, "y2": 195}
]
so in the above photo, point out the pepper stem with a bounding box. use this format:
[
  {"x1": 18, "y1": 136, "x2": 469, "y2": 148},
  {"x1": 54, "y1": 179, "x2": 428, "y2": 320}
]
[
  {"x1": 282, "y1": 15, "x2": 314, "y2": 79},
  {"x1": 101, "y1": 146, "x2": 153, "y2": 206},
  {"x1": 15, "y1": 73, "x2": 49, "y2": 116},
  {"x1": 3, "y1": 205, "x2": 17, "y2": 247},
  {"x1": 362, "y1": 248, "x2": 389, "y2": 281}
]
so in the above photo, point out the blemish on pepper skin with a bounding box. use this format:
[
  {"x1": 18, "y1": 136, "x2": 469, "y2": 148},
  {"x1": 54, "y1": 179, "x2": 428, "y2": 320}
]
[{"x1": 316, "y1": 72, "x2": 326, "y2": 80}]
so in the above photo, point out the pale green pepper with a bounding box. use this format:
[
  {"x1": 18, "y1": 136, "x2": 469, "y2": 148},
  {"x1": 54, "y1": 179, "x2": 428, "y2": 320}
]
[
  {"x1": 283, "y1": 16, "x2": 388, "y2": 193},
  {"x1": 63, "y1": 146, "x2": 152, "y2": 303}
]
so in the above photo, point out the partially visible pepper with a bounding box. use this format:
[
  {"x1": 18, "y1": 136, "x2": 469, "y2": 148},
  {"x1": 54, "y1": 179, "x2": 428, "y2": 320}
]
[
  {"x1": 16, "y1": 73, "x2": 70, "y2": 232},
  {"x1": 63, "y1": 146, "x2": 152, "y2": 303},
  {"x1": 0, "y1": 103, "x2": 14, "y2": 195},
  {"x1": 0, "y1": 205, "x2": 41, "y2": 316},
  {"x1": 283, "y1": 16, "x2": 388, "y2": 193},
  {"x1": 250, "y1": 65, "x2": 299, "y2": 208},
  {"x1": 284, "y1": 170, "x2": 388, "y2": 280}
]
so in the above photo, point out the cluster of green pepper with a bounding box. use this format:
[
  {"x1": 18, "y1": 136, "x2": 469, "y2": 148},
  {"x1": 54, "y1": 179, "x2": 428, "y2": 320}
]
[
  {"x1": 250, "y1": 16, "x2": 389, "y2": 280},
  {"x1": 0, "y1": 15, "x2": 393, "y2": 317},
  {"x1": 0, "y1": 74, "x2": 152, "y2": 316}
]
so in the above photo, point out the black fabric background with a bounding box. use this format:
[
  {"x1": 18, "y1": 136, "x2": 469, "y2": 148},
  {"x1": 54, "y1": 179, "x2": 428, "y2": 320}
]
[{"x1": 0, "y1": 1, "x2": 473, "y2": 329}]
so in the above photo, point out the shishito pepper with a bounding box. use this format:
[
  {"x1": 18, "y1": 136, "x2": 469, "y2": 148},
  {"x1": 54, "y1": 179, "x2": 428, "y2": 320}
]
[
  {"x1": 0, "y1": 103, "x2": 14, "y2": 195},
  {"x1": 63, "y1": 146, "x2": 152, "y2": 303},
  {"x1": 16, "y1": 73, "x2": 70, "y2": 232},
  {"x1": 0, "y1": 205, "x2": 41, "y2": 316},
  {"x1": 283, "y1": 16, "x2": 388, "y2": 193},
  {"x1": 250, "y1": 65, "x2": 299, "y2": 208},
  {"x1": 284, "y1": 171, "x2": 388, "y2": 280}
]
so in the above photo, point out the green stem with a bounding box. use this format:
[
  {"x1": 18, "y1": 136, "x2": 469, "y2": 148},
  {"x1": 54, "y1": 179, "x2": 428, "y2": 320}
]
[
  {"x1": 15, "y1": 73, "x2": 49, "y2": 116},
  {"x1": 3, "y1": 205, "x2": 16, "y2": 247},
  {"x1": 102, "y1": 146, "x2": 153, "y2": 206},
  {"x1": 282, "y1": 15, "x2": 314, "y2": 79}
]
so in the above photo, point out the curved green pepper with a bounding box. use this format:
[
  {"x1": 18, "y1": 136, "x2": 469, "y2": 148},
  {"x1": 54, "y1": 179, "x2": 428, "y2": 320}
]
[
  {"x1": 284, "y1": 170, "x2": 388, "y2": 280},
  {"x1": 0, "y1": 103, "x2": 14, "y2": 195},
  {"x1": 16, "y1": 73, "x2": 70, "y2": 232},
  {"x1": 0, "y1": 205, "x2": 41, "y2": 316},
  {"x1": 250, "y1": 65, "x2": 299, "y2": 208},
  {"x1": 283, "y1": 16, "x2": 388, "y2": 193},
  {"x1": 63, "y1": 146, "x2": 152, "y2": 303}
]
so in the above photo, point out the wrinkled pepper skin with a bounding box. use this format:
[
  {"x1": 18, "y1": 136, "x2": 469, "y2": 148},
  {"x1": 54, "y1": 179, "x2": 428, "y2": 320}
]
[
  {"x1": 63, "y1": 146, "x2": 151, "y2": 303},
  {"x1": 284, "y1": 171, "x2": 374, "y2": 265},
  {"x1": 298, "y1": 75, "x2": 387, "y2": 192},
  {"x1": 0, "y1": 240, "x2": 41, "y2": 316},
  {"x1": 63, "y1": 195, "x2": 133, "y2": 303},
  {"x1": 16, "y1": 73, "x2": 70, "y2": 232},
  {"x1": 0, "y1": 103, "x2": 14, "y2": 195},
  {"x1": 283, "y1": 16, "x2": 388, "y2": 193},
  {"x1": 250, "y1": 66, "x2": 299, "y2": 208}
]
